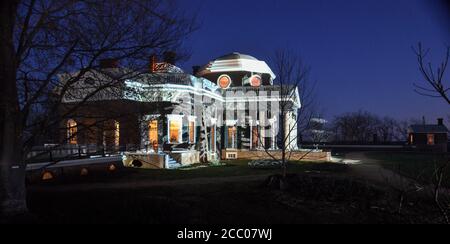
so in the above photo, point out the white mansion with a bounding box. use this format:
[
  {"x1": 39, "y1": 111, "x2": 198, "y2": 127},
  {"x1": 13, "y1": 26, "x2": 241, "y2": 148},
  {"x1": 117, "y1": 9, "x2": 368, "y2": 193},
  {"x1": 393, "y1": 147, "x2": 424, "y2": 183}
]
[{"x1": 57, "y1": 52, "x2": 301, "y2": 168}]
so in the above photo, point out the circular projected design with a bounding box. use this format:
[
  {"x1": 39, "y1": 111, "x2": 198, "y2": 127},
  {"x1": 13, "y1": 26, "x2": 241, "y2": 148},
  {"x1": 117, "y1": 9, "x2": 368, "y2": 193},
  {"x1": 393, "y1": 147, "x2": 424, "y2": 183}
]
[
  {"x1": 218, "y1": 75, "x2": 232, "y2": 89},
  {"x1": 250, "y1": 75, "x2": 262, "y2": 87}
]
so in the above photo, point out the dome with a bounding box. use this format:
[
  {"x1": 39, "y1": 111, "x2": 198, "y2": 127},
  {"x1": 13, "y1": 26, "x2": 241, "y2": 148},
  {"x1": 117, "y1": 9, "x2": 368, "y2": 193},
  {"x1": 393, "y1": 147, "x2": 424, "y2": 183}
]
[
  {"x1": 215, "y1": 52, "x2": 259, "y2": 61},
  {"x1": 197, "y1": 52, "x2": 276, "y2": 79}
]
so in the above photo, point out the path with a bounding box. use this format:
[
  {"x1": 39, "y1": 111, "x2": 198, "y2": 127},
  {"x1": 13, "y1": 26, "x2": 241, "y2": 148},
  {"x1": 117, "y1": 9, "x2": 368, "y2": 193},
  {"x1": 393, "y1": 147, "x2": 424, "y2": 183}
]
[{"x1": 334, "y1": 152, "x2": 421, "y2": 191}]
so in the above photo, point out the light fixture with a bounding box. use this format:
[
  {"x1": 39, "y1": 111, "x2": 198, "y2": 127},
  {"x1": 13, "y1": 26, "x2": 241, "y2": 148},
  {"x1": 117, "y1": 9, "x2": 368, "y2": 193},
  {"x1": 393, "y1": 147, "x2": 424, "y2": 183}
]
[
  {"x1": 108, "y1": 164, "x2": 117, "y2": 172},
  {"x1": 42, "y1": 171, "x2": 54, "y2": 181},
  {"x1": 80, "y1": 168, "x2": 89, "y2": 176}
]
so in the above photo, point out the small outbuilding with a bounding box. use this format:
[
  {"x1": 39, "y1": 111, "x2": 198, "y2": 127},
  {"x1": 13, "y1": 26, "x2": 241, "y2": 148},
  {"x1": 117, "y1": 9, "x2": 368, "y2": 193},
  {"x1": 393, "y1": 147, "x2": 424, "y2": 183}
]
[{"x1": 408, "y1": 118, "x2": 449, "y2": 153}]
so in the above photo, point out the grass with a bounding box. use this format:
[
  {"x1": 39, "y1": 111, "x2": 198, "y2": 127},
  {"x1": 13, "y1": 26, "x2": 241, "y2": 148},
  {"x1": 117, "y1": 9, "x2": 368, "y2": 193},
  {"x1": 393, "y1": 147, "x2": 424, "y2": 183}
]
[
  {"x1": 20, "y1": 159, "x2": 370, "y2": 224},
  {"x1": 365, "y1": 152, "x2": 450, "y2": 187},
  {"x1": 123, "y1": 160, "x2": 347, "y2": 180},
  {"x1": 18, "y1": 156, "x2": 446, "y2": 224},
  {"x1": 28, "y1": 159, "x2": 347, "y2": 185}
]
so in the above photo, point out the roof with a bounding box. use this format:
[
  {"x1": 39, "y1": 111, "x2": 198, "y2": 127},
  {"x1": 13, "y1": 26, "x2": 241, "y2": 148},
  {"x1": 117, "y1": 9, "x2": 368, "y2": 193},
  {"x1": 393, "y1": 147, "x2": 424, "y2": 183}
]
[
  {"x1": 408, "y1": 124, "x2": 449, "y2": 133},
  {"x1": 197, "y1": 52, "x2": 276, "y2": 79},
  {"x1": 215, "y1": 52, "x2": 258, "y2": 61},
  {"x1": 153, "y1": 62, "x2": 184, "y2": 74}
]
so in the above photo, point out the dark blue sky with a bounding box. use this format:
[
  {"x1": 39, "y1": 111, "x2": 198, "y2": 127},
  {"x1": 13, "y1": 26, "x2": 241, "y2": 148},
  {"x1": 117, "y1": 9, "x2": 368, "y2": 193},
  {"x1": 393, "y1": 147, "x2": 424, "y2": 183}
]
[{"x1": 176, "y1": 0, "x2": 449, "y2": 122}]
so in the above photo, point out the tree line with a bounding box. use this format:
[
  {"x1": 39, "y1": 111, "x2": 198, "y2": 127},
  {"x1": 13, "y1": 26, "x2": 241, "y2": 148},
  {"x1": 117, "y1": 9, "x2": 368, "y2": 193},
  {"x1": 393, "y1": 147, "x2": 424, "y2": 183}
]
[{"x1": 304, "y1": 110, "x2": 432, "y2": 144}]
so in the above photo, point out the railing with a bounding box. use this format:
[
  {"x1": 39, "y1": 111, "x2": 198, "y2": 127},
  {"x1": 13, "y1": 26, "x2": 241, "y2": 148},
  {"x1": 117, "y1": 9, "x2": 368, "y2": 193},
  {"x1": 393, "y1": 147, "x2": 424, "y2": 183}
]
[
  {"x1": 140, "y1": 73, "x2": 193, "y2": 86},
  {"x1": 226, "y1": 85, "x2": 283, "y2": 93},
  {"x1": 26, "y1": 144, "x2": 140, "y2": 164}
]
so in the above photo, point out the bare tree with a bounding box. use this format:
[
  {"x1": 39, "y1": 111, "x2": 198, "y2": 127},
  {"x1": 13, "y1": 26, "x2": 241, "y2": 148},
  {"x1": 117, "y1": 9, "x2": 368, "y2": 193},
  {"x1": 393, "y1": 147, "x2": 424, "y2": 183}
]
[
  {"x1": 393, "y1": 119, "x2": 409, "y2": 142},
  {"x1": 332, "y1": 110, "x2": 380, "y2": 143},
  {"x1": 0, "y1": 0, "x2": 196, "y2": 216},
  {"x1": 412, "y1": 42, "x2": 450, "y2": 104},
  {"x1": 256, "y1": 49, "x2": 315, "y2": 180},
  {"x1": 308, "y1": 117, "x2": 330, "y2": 148},
  {"x1": 432, "y1": 158, "x2": 450, "y2": 224}
]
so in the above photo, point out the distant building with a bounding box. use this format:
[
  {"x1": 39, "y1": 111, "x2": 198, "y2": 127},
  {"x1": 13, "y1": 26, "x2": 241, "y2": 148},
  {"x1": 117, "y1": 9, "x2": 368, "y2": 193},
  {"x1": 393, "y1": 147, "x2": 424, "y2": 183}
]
[{"x1": 408, "y1": 118, "x2": 448, "y2": 153}]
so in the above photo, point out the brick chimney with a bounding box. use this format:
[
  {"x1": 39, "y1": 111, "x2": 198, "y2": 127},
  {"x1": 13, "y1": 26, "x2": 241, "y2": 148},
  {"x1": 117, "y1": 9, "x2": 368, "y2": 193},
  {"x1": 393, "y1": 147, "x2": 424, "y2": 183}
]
[
  {"x1": 100, "y1": 58, "x2": 119, "y2": 69},
  {"x1": 163, "y1": 51, "x2": 176, "y2": 65},
  {"x1": 438, "y1": 118, "x2": 444, "y2": 126},
  {"x1": 149, "y1": 54, "x2": 157, "y2": 73},
  {"x1": 192, "y1": 66, "x2": 201, "y2": 76}
]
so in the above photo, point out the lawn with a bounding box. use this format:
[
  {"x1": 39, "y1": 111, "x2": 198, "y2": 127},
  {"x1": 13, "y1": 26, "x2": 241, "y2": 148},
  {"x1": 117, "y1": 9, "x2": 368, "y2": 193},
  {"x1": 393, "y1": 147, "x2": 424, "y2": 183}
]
[
  {"x1": 19, "y1": 158, "x2": 445, "y2": 224},
  {"x1": 24, "y1": 160, "x2": 411, "y2": 224},
  {"x1": 365, "y1": 152, "x2": 450, "y2": 187},
  {"x1": 27, "y1": 159, "x2": 347, "y2": 185},
  {"x1": 121, "y1": 159, "x2": 348, "y2": 181}
]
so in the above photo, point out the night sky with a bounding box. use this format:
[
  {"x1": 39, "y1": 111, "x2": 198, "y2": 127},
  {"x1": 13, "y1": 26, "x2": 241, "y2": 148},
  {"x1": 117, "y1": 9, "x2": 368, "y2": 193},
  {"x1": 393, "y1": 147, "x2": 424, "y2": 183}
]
[{"x1": 176, "y1": 0, "x2": 449, "y2": 123}]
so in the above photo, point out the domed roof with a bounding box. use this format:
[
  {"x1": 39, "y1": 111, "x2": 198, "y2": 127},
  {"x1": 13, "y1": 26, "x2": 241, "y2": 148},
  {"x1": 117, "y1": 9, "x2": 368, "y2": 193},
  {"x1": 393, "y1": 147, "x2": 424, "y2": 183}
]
[
  {"x1": 197, "y1": 52, "x2": 276, "y2": 79},
  {"x1": 215, "y1": 52, "x2": 258, "y2": 61}
]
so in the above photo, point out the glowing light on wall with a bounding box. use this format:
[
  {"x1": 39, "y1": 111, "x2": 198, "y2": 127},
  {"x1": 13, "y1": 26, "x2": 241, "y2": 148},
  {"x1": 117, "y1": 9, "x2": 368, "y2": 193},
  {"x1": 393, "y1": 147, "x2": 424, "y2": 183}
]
[
  {"x1": 108, "y1": 164, "x2": 116, "y2": 172},
  {"x1": 218, "y1": 74, "x2": 232, "y2": 89},
  {"x1": 80, "y1": 168, "x2": 89, "y2": 176},
  {"x1": 42, "y1": 171, "x2": 54, "y2": 181}
]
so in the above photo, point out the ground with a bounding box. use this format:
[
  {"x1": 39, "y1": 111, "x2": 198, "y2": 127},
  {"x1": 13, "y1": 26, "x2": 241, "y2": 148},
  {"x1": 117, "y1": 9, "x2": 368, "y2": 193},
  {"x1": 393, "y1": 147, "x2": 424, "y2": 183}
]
[
  {"x1": 10, "y1": 153, "x2": 449, "y2": 224},
  {"x1": 364, "y1": 151, "x2": 450, "y2": 187}
]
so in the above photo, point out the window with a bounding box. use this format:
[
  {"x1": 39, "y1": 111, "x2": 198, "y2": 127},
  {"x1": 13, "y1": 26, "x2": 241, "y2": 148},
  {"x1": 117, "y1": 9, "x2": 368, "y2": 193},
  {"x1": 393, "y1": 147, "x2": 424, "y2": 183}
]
[
  {"x1": 427, "y1": 134, "x2": 435, "y2": 145},
  {"x1": 409, "y1": 134, "x2": 414, "y2": 144},
  {"x1": 114, "y1": 121, "x2": 120, "y2": 147},
  {"x1": 210, "y1": 126, "x2": 216, "y2": 152},
  {"x1": 189, "y1": 121, "x2": 195, "y2": 143},
  {"x1": 227, "y1": 126, "x2": 237, "y2": 149},
  {"x1": 149, "y1": 120, "x2": 158, "y2": 145},
  {"x1": 67, "y1": 119, "x2": 77, "y2": 145},
  {"x1": 250, "y1": 75, "x2": 262, "y2": 87},
  {"x1": 169, "y1": 120, "x2": 181, "y2": 143},
  {"x1": 218, "y1": 74, "x2": 232, "y2": 89},
  {"x1": 252, "y1": 126, "x2": 259, "y2": 149}
]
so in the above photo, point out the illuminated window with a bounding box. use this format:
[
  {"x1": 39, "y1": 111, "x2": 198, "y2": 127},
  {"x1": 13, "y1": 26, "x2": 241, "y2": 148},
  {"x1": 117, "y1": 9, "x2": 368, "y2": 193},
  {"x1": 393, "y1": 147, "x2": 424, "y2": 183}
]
[
  {"x1": 218, "y1": 75, "x2": 232, "y2": 89},
  {"x1": 210, "y1": 126, "x2": 216, "y2": 152},
  {"x1": 114, "y1": 121, "x2": 120, "y2": 147},
  {"x1": 227, "y1": 126, "x2": 237, "y2": 149},
  {"x1": 252, "y1": 126, "x2": 259, "y2": 149},
  {"x1": 409, "y1": 134, "x2": 414, "y2": 144},
  {"x1": 149, "y1": 120, "x2": 158, "y2": 145},
  {"x1": 250, "y1": 75, "x2": 262, "y2": 87},
  {"x1": 189, "y1": 121, "x2": 195, "y2": 143},
  {"x1": 67, "y1": 119, "x2": 77, "y2": 145},
  {"x1": 427, "y1": 134, "x2": 435, "y2": 145},
  {"x1": 169, "y1": 120, "x2": 181, "y2": 143}
]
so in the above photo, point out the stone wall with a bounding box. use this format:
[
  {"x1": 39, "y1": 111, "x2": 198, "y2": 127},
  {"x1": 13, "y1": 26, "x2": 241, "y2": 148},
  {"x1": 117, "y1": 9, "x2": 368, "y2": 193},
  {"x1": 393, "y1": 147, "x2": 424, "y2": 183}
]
[
  {"x1": 170, "y1": 151, "x2": 200, "y2": 166},
  {"x1": 222, "y1": 149, "x2": 331, "y2": 162}
]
